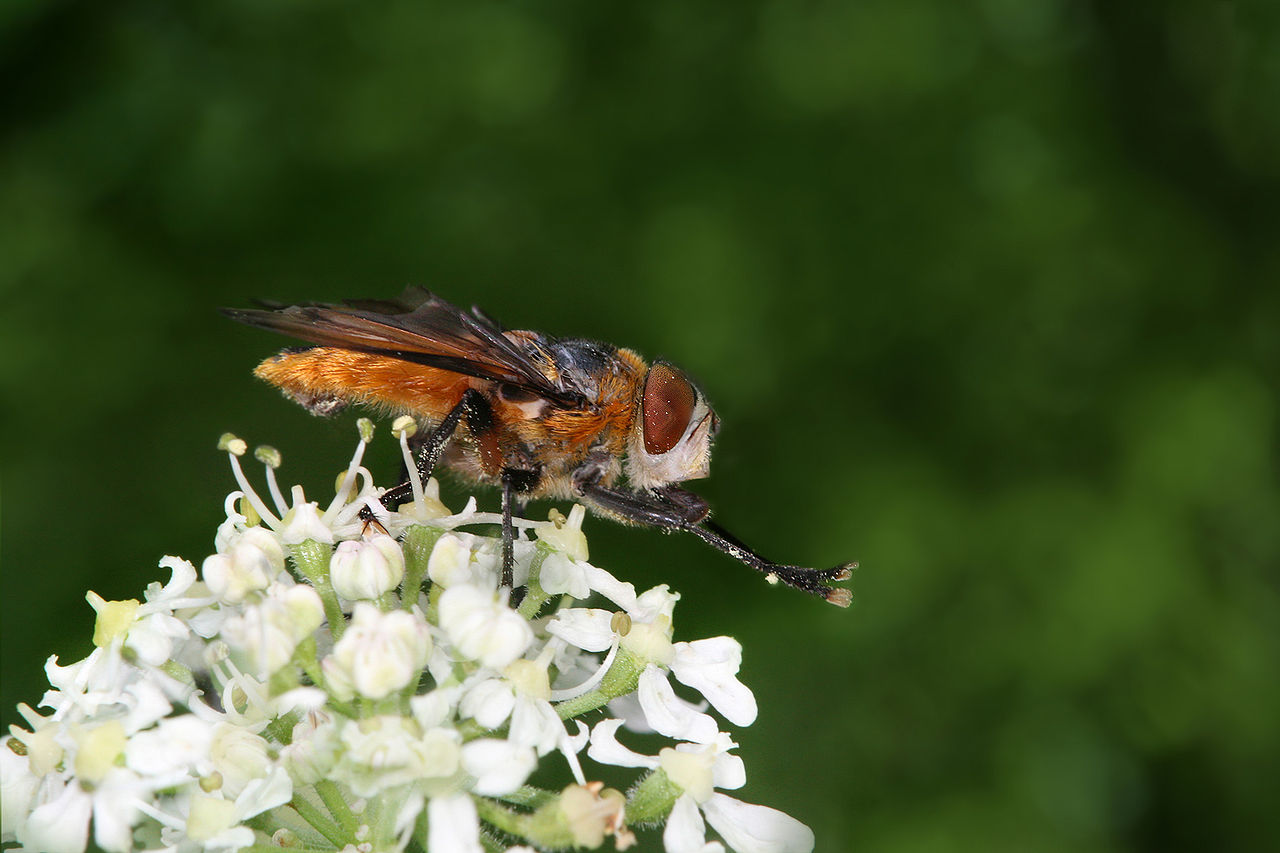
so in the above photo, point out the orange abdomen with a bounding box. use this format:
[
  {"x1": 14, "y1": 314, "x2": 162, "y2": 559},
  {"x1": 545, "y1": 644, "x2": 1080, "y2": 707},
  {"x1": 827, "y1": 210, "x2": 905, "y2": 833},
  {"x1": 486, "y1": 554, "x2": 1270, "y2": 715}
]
[{"x1": 254, "y1": 347, "x2": 474, "y2": 419}]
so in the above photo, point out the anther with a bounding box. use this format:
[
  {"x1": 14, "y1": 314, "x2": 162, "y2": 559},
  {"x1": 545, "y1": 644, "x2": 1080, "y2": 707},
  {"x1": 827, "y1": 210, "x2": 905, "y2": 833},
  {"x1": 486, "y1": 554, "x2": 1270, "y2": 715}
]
[
  {"x1": 217, "y1": 433, "x2": 247, "y2": 456},
  {"x1": 254, "y1": 445, "x2": 282, "y2": 469}
]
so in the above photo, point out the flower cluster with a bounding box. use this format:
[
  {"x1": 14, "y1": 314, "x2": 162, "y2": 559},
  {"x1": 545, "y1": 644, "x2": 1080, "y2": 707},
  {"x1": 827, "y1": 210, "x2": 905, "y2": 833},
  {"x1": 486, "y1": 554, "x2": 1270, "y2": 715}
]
[{"x1": 3, "y1": 419, "x2": 816, "y2": 853}]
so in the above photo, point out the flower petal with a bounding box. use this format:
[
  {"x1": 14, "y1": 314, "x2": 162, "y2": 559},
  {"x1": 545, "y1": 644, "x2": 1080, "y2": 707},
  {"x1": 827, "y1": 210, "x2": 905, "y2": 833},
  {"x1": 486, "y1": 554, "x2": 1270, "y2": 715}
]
[
  {"x1": 428, "y1": 793, "x2": 484, "y2": 853},
  {"x1": 702, "y1": 794, "x2": 814, "y2": 853},
  {"x1": 664, "y1": 793, "x2": 725, "y2": 853},
  {"x1": 671, "y1": 638, "x2": 757, "y2": 726},
  {"x1": 21, "y1": 778, "x2": 91, "y2": 853},
  {"x1": 586, "y1": 719, "x2": 659, "y2": 769},
  {"x1": 547, "y1": 608, "x2": 616, "y2": 652},
  {"x1": 462, "y1": 739, "x2": 536, "y2": 796},
  {"x1": 638, "y1": 666, "x2": 720, "y2": 743}
]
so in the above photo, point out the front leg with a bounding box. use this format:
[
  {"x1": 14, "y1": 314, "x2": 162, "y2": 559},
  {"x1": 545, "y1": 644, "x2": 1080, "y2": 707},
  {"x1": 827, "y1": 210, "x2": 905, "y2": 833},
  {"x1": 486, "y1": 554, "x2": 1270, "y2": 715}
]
[{"x1": 578, "y1": 482, "x2": 853, "y2": 606}]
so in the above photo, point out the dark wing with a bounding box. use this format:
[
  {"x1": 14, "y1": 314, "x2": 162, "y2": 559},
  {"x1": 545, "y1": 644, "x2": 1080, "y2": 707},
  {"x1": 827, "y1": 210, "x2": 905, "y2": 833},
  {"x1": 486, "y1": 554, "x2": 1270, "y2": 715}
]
[{"x1": 222, "y1": 288, "x2": 586, "y2": 407}]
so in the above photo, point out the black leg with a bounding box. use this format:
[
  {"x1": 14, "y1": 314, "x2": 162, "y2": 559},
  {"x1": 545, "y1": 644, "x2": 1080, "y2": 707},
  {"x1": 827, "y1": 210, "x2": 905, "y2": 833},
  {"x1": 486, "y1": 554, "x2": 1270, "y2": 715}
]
[
  {"x1": 500, "y1": 472, "x2": 516, "y2": 590},
  {"x1": 579, "y1": 482, "x2": 853, "y2": 606},
  {"x1": 362, "y1": 390, "x2": 489, "y2": 516}
]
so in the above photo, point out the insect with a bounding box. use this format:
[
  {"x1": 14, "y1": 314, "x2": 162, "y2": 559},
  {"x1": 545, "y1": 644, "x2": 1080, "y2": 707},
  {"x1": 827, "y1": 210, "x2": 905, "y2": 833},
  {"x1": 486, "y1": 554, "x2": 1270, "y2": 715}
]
[{"x1": 223, "y1": 288, "x2": 853, "y2": 606}]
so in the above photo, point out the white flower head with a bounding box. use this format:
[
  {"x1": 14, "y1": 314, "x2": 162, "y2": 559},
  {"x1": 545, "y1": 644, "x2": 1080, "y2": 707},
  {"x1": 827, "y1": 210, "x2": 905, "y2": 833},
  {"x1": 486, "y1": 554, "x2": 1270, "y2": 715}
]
[{"x1": 5, "y1": 427, "x2": 823, "y2": 853}]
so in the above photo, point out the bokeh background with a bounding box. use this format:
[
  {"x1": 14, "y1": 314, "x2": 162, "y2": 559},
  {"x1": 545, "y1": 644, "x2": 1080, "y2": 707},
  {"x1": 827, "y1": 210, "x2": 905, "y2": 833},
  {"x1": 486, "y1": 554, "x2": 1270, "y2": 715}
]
[{"x1": 3, "y1": 1, "x2": 1278, "y2": 850}]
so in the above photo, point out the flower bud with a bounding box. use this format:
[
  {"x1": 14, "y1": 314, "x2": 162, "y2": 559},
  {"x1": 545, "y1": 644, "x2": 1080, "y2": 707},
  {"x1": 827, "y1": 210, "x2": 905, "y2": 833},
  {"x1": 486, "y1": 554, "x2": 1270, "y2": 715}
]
[
  {"x1": 330, "y1": 535, "x2": 406, "y2": 600},
  {"x1": 209, "y1": 724, "x2": 272, "y2": 798},
  {"x1": 426, "y1": 533, "x2": 476, "y2": 588},
  {"x1": 280, "y1": 716, "x2": 340, "y2": 785},
  {"x1": 324, "y1": 604, "x2": 431, "y2": 700},
  {"x1": 222, "y1": 583, "x2": 324, "y2": 676},
  {"x1": 202, "y1": 528, "x2": 285, "y2": 604},
  {"x1": 439, "y1": 585, "x2": 533, "y2": 670}
]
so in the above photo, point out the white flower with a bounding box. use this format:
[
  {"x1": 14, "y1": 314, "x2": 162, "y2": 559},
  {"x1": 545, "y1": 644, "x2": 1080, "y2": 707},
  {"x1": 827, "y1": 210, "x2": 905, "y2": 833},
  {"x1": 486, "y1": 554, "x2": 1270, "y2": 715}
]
[
  {"x1": 329, "y1": 534, "x2": 405, "y2": 600},
  {"x1": 461, "y1": 738, "x2": 536, "y2": 795},
  {"x1": 151, "y1": 766, "x2": 293, "y2": 852},
  {"x1": 665, "y1": 794, "x2": 726, "y2": 853},
  {"x1": 550, "y1": 586, "x2": 756, "y2": 739},
  {"x1": 278, "y1": 713, "x2": 340, "y2": 785},
  {"x1": 427, "y1": 533, "x2": 483, "y2": 589},
  {"x1": 334, "y1": 715, "x2": 460, "y2": 797},
  {"x1": 221, "y1": 581, "x2": 324, "y2": 677},
  {"x1": 5, "y1": 427, "x2": 826, "y2": 853},
  {"x1": 587, "y1": 722, "x2": 811, "y2": 853},
  {"x1": 202, "y1": 528, "x2": 284, "y2": 604},
  {"x1": 323, "y1": 603, "x2": 432, "y2": 700},
  {"x1": 208, "y1": 724, "x2": 272, "y2": 799},
  {"x1": 126, "y1": 714, "x2": 214, "y2": 782},
  {"x1": 438, "y1": 584, "x2": 532, "y2": 670},
  {"x1": 535, "y1": 504, "x2": 590, "y2": 561},
  {"x1": 669, "y1": 638, "x2": 756, "y2": 728}
]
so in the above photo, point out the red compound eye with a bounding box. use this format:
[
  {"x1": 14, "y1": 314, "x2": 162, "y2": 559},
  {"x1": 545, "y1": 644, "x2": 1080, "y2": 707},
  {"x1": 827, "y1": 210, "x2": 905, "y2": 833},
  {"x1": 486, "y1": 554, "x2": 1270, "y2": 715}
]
[{"x1": 642, "y1": 364, "x2": 696, "y2": 455}]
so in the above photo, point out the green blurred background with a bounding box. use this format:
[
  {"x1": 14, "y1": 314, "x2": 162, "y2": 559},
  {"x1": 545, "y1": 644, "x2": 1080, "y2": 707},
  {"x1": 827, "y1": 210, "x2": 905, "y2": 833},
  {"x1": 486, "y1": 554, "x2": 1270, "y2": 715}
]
[{"x1": 3, "y1": 0, "x2": 1278, "y2": 850}]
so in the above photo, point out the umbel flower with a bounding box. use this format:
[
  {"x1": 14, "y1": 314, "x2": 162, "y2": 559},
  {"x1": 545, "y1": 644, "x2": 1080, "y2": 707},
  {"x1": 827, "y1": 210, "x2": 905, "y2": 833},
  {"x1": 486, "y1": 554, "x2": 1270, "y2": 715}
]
[{"x1": 2, "y1": 420, "x2": 816, "y2": 853}]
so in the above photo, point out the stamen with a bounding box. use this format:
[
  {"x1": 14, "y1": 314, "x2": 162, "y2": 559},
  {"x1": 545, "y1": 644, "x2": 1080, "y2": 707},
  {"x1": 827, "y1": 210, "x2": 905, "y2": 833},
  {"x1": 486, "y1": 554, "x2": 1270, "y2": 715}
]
[
  {"x1": 392, "y1": 415, "x2": 425, "y2": 506},
  {"x1": 548, "y1": 639, "x2": 620, "y2": 702},
  {"x1": 255, "y1": 446, "x2": 289, "y2": 517},
  {"x1": 559, "y1": 722, "x2": 588, "y2": 787},
  {"x1": 324, "y1": 426, "x2": 373, "y2": 517},
  {"x1": 220, "y1": 436, "x2": 280, "y2": 527},
  {"x1": 331, "y1": 469, "x2": 379, "y2": 527}
]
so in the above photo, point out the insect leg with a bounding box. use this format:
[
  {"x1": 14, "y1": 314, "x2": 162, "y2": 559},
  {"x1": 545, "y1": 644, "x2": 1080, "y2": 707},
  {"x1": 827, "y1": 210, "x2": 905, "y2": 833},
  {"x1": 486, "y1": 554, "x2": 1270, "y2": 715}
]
[
  {"x1": 365, "y1": 389, "x2": 488, "y2": 512},
  {"x1": 499, "y1": 467, "x2": 541, "y2": 600},
  {"x1": 578, "y1": 483, "x2": 853, "y2": 606},
  {"x1": 500, "y1": 473, "x2": 516, "y2": 591}
]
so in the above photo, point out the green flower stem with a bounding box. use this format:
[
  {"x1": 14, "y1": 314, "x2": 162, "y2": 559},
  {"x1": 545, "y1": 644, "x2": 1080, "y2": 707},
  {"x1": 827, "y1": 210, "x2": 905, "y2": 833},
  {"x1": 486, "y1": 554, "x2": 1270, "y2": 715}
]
[
  {"x1": 554, "y1": 648, "x2": 644, "y2": 720},
  {"x1": 475, "y1": 796, "x2": 578, "y2": 849},
  {"x1": 498, "y1": 785, "x2": 559, "y2": 810},
  {"x1": 316, "y1": 779, "x2": 360, "y2": 837},
  {"x1": 241, "y1": 845, "x2": 338, "y2": 853},
  {"x1": 289, "y1": 795, "x2": 347, "y2": 847},
  {"x1": 291, "y1": 540, "x2": 346, "y2": 640},
  {"x1": 516, "y1": 544, "x2": 555, "y2": 619},
  {"x1": 401, "y1": 524, "x2": 442, "y2": 609},
  {"x1": 473, "y1": 796, "x2": 533, "y2": 838},
  {"x1": 426, "y1": 580, "x2": 444, "y2": 626},
  {"x1": 293, "y1": 636, "x2": 327, "y2": 692},
  {"x1": 626, "y1": 769, "x2": 682, "y2": 825}
]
